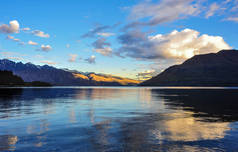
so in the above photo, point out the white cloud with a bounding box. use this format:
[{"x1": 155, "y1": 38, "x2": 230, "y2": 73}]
[
  {"x1": 6, "y1": 35, "x2": 14, "y2": 40},
  {"x1": 85, "y1": 55, "x2": 96, "y2": 64},
  {"x1": 206, "y1": 3, "x2": 220, "y2": 18},
  {"x1": 28, "y1": 40, "x2": 38, "y2": 46},
  {"x1": 32, "y1": 30, "x2": 50, "y2": 38},
  {"x1": 125, "y1": 0, "x2": 238, "y2": 27},
  {"x1": 0, "y1": 20, "x2": 20, "y2": 34},
  {"x1": 13, "y1": 38, "x2": 20, "y2": 42},
  {"x1": 6, "y1": 35, "x2": 21, "y2": 44},
  {"x1": 94, "y1": 47, "x2": 112, "y2": 56},
  {"x1": 41, "y1": 45, "x2": 52, "y2": 51},
  {"x1": 118, "y1": 29, "x2": 231, "y2": 60},
  {"x1": 97, "y1": 32, "x2": 115, "y2": 37},
  {"x1": 6, "y1": 35, "x2": 19, "y2": 41},
  {"x1": 68, "y1": 54, "x2": 78, "y2": 62},
  {"x1": 40, "y1": 60, "x2": 56, "y2": 65},
  {"x1": 22, "y1": 27, "x2": 30, "y2": 31},
  {"x1": 225, "y1": 17, "x2": 238, "y2": 22},
  {"x1": 128, "y1": 0, "x2": 201, "y2": 27},
  {"x1": 148, "y1": 29, "x2": 231, "y2": 59}
]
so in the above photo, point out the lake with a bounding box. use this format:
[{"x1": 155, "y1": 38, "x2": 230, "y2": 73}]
[{"x1": 0, "y1": 87, "x2": 238, "y2": 152}]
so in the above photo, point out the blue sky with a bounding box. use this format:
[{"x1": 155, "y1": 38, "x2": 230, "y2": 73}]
[{"x1": 0, "y1": 0, "x2": 238, "y2": 79}]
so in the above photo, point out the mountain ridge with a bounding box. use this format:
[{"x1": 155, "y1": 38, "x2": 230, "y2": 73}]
[
  {"x1": 0, "y1": 59, "x2": 140, "y2": 86},
  {"x1": 140, "y1": 49, "x2": 238, "y2": 86}
]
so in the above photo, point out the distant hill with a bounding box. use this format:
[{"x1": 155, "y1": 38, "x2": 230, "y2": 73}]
[
  {"x1": 0, "y1": 70, "x2": 24, "y2": 86},
  {"x1": 0, "y1": 59, "x2": 139, "y2": 86},
  {"x1": 0, "y1": 70, "x2": 51, "y2": 86},
  {"x1": 86, "y1": 73, "x2": 139, "y2": 86},
  {"x1": 140, "y1": 50, "x2": 238, "y2": 86}
]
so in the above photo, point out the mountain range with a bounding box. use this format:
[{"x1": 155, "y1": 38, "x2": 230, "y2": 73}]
[
  {"x1": 141, "y1": 49, "x2": 238, "y2": 86},
  {"x1": 0, "y1": 59, "x2": 140, "y2": 86}
]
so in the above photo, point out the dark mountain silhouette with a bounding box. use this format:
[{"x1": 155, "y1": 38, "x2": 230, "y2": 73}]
[
  {"x1": 0, "y1": 59, "x2": 139, "y2": 86},
  {"x1": 140, "y1": 49, "x2": 238, "y2": 86},
  {"x1": 0, "y1": 70, "x2": 24, "y2": 86},
  {"x1": 0, "y1": 70, "x2": 51, "y2": 86}
]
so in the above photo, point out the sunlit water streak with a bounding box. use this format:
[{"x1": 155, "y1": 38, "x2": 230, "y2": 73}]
[{"x1": 0, "y1": 87, "x2": 238, "y2": 152}]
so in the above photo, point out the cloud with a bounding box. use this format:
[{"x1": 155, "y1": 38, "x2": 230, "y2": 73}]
[
  {"x1": 225, "y1": 17, "x2": 238, "y2": 22},
  {"x1": 206, "y1": 3, "x2": 220, "y2": 18},
  {"x1": 68, "y1": 54, "x2": 78, "y2": 62},
  {"x1": 97, "y1": 32, "x2": 115, "y2": 37},
  {"x1": 81, "y1": 23, "x2": 119, "y2": 38},
  {"x1": 41, "y1": 45, "x2": 52, "y2": 51},
  {"x1": 85, "y1": 55, "x2": 96, "y2": 64},
  {"x1": 126, "y1": 0, "x2": 201, "y2": 29},
  {"x1": 0, "y1": 20, "x2": 20, "y2": 34},
  {"x1": 28, "y1": 40, "x2": 38, "y2": 46},
  {"x1": 6, "y1": 56, "x2": 23, "y2": 61},
  {"x1": 231, "y1": 0, "x2": 238, "y2": 11},
  {"x1": 66, "y1": 44, "x2": 70, "y2": 48},
  {"x1": 6, "y1": 35, "x2": 14, "y2": 40},
  {"x1": 32, "y1": 30, "x2": 50, "y2": 38},
  {"x1": 6, "y1": 35, "x2": 20, "y2": 42},
  {"x1": 92, "y1": 38, "x2": 111, "y2": 49},
  {"x1": 136, "y1": 70, "x2": 156, "y2": 80},
  {"x1": 13, "y1": 38, "x2": 20, "y2": 42},
  {"x1": 222, "y1": 0, "x2": 238, "y2": 22},
  {"x1": 6, "y1": 35, "x2": 25, "y2": 46},
  {"x1": 95, "y1": 48, "x2": 113, "y2": 57},
  {"x1": 92, "y1": 38, "x2": 113, "y2": 56},
  {"x1": 0, "y1": 51, "x2": 24, "y2": 61},
  {"x1": 81, "y1": 25, "x2": 111, "y2": 38},
  {"x1": 40, "y1": 60, "x2": 56, "y2": 65},
  {"x1": 117, "y1": 29, "x2": 231, "y2": 60},
  {"x1": 22, "y1": 27, "x2": 30, "y2": 31},
  {"x1": 122, "y1": 0, "x2": 238, "y2": 28},
  {"x1": 0, "y1": 52, "x2": 14, "y2": 56}
]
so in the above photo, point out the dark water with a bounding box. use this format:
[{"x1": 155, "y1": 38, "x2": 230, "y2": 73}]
[{"x1": 0, "y1": 87, "x2": 238, "y2": 152}]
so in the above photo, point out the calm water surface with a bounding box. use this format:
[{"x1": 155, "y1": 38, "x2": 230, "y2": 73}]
[{"x1": 0, "y1": 87, "x2": 238, "y2": 152}]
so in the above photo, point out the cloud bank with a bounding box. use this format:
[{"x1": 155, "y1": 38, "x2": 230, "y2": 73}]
[
  {"x1": 126, "y1": 0, "x2": 201, "y2": 29},
  {"x1": 117, "y1": 29, "x2": 231, "y2": 60}
]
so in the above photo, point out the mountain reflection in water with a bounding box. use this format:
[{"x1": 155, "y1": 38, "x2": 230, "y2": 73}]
[{"x1": 0, "y1": 87, "x2": 238, "y2": 152}]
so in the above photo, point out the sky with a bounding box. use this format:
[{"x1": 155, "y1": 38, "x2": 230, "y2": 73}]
[{"x1": 0, "y1": 0, "x2": 238, "y2": 80}]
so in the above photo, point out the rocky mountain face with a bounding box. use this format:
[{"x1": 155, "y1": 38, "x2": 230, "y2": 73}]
[
  {"x1": 0, "y1": 59, "x2": 139, "y2": 86},
  {"x1": 140, "y1": 50, "x2": 238, "y2": 86}
]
